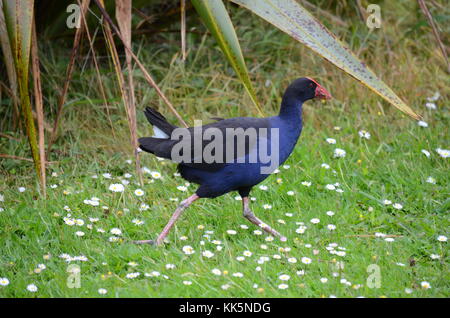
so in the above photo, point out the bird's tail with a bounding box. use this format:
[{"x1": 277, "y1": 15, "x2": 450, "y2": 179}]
[
  {"x1": 143, "y1": 107, "x2": 177, "y2": 139},
  {"x1": 138, "y1": 107, "x2": 178, "y2": 159}
]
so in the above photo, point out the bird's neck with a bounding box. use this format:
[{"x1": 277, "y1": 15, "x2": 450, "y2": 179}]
[
  {"x1": 278, "y1": 95, "x2": 303, "y2": 127},
  {"x1": 271, "y1": 96, "x2": 304, "y2": 165}
]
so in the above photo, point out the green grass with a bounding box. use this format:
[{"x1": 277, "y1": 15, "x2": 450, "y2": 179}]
[
  {"x1": 0, "y1": 0, "x2": 449, "y2": 298},
  {"x1": 0, "y1": 114, "x2": 448, "y2": 297}
]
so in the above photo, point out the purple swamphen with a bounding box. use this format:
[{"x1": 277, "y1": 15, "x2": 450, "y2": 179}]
[{"x1": 135, "y1": 77, "x2": 331, "y2": 245}]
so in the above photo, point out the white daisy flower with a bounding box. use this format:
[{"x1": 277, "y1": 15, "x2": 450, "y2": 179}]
[
  {"x1": 110, "y1": 228, "x2": 122, "y2": 236},
  {"x1": 126, "y1": 272, "x2": 140, "y2": 279},
  {"x1": 296, "y1": 225, "x2": 307, "y2": 234},
  {"x1": 301, "y1": 257, "x2": 312, "y2": 264},
  {"x1": 177, "y1": 186, "x2": 188, "y2": 192},
  {"x1": 358, "y1": 130, "x2": 371, "y2": 139},
  {"x1": 98, "y1": 288, "x2": 107, "y2": 295},
  {"x1": 421, "y1": 281, "x2": 431, "y2": 289},
  {"x1": 64, "y1": 218, "x2": 75, "y2": 226},
  {"x1": 437, "y1": 235, "x2": 447, "y2": 242},
  {"x1": 182, "y1": 245, "x2": 195, "y2": 255},
  {"x1": 426, "y1": 177, "x2": 436, "y2": 184},
  {"x1": 427, "y1": 91, "x2": 440, "y2": 101},
  {"x1": 279, "y1": 274, "x2": 290, "y2": 281},
  {"x1": 417, "y1": 121, "x2": 428, "y2": 127},
  {"x1": 27, "y1": 284, "x2": 38, "y2": 292},
  {"x1": 393, "y1": 203, "x2": 403, "y2": 210},
  {"x1": 310, "y1": 218, "x2": 320, "y2": 224},
  {"x1": 334, "y1": 148, "x2": 346, "y2": 158},
  {"x1": 202, "y1": 250, "x2": 215, "y2": 258},
  {"x1": 0, "y1": 277, "x2": 10, "y2": 286},
  {"x1": 436, "y1": 148, "x2": 450, "y2": 158},
  {"x1": 425, "y1": 102, "x2": 436, "y2": 110},
  {"x1": 108, "y1": 183, "x2": 124, "y2": 192},
  {"x1": 421, "y1": 149, "x2": 431, "y2": 158},
  {"x1": 326, "y1": 138, "x2": 336, "y2": 144},
  {"x1": 132, "y1": 219, "x2": 144, "y2": 226},
  {"x1": 134, "y1": 189, "x2": 144, "y2": 196},
  {"x1": 211, "y1": 268, "x2": 222, "y2": 276},
  {"x1": 151, "y1": 171, "x2": 162, "y2": 179}
]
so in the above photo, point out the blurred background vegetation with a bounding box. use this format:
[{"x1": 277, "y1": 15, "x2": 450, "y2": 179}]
[{"x1": 0, "y1": 0, "x2": 448, "y2": 192}]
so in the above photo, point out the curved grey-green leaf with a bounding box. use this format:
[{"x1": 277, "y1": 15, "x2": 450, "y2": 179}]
[
  {"x1": 192, "y1": 0, "x2": 263, "y2": 115},
  {"x1": 3, "y1": 0, "x2": 43, "y2": 188},
  {"x1": 229, "y1": 0, "x2": 419, "y2": 119}
]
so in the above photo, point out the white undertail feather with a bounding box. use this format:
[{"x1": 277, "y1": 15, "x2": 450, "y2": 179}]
[{"x1": 152, "y1": 125, "x2": 170, "y2": 139}]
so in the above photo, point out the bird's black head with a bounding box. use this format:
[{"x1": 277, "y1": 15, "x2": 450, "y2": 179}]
[{"x1": 284, "y1": 77, "x2": 332, "y2": 103}]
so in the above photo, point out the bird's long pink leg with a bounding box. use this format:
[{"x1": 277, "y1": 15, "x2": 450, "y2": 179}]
[
  {"x1": 242, "y1": 197, "x2": 287, "y2": 242},
  {"x1": 134, "y1": 194, "x2": 199, "y2": 246}
]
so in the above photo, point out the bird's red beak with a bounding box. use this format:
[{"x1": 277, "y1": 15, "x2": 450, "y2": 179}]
[{"x1": 315, "y1": 84, "x2": 332, "y2": 100}]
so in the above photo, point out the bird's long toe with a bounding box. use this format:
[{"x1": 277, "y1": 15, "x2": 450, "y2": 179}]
[{"x1": 133, "y1": 239, "x2": 156, "y2": 245}]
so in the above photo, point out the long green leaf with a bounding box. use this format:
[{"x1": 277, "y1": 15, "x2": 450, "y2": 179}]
[
  {"x1": 229, "y1": 0, "x2": 420, "y2": 119},
  {"x1": 3, "y1": 0, "x2": 44, "y2": 192},
  {"x1": 192, "y1": 0, "x2": 263, "y2": 115}
]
